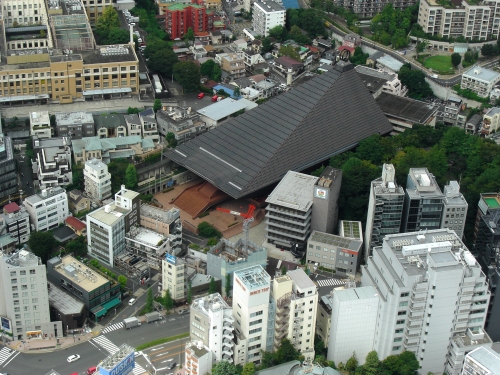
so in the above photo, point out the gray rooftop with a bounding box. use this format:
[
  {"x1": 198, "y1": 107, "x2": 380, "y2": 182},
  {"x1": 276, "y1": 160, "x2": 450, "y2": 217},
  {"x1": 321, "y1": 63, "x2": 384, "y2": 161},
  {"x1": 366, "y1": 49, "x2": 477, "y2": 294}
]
[
  {"x1": 376, "y1": 55, "x2": 404, "y2": 72},
  {"x1": 3, "y1": 249, "x2": 40, "y2": 268},
  {"x1": 376, "y1": 93, "x2": 437, "y2": 124},
  {"x1": 287, "y1": 268, "x2": 316, "y2": 290},
  {"x1": 48, "y1": 282, "x2": 85, "y2": 315},
  {"x1": 485, "y1": 107, "x2": 500, "y2": 117},
  {"x1": 25, "y1": 186, "x2": 66, "y2": 204},
  {"x1": 336, "y1": 285, "x2": 378, "y2": 302},
  {"x1": 167, "y1": 62, "x2": 392, "y2": 199},
  {"x1": 197, "y1": 98, "x2": 258, "y2": 121},
  {"x1": 55, "y1": 112, "x2": 94, "y2": 126},
  {"x1": 235, "y1": 265, "x2": 270, "y2": 290},
  {"x1": 463, "y1": 65, "x2": 500, "y2": 83},
  {"x1": 443, "y1": 181, "x2": 467, "y2": 206},
  {"x1": 468, "y1": 345, "x2": 500, "y2": 374},
  {"x1": 309, "y1": 230, "x2": 362, "y2": 252},
  {"x1": 254, "y1": 0, "x2": 285, "y2": 12},
  {"x1": 266, "y1": 171, "x2": 318, "y2": 212}
]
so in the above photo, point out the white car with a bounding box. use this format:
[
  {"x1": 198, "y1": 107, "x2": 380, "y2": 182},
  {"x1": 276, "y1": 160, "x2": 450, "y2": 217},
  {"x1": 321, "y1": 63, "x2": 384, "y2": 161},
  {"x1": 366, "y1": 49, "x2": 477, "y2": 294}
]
[
  {"x1": 129, "y1": 22, "x2": 136, "y2": 26},
  {"x1": 129, "y1": 298, "x2": 137, "y2": 306},
  {"x1": 67, "y1": 354, "x2": 81, "y2": 363}
]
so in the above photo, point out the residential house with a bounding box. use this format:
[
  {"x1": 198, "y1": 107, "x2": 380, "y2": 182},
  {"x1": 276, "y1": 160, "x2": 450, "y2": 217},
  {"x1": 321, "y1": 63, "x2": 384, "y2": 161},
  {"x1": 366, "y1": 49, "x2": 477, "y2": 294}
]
[
  {"x1": 190, "y1": 42, "x2": 208, "y2": 59},
  {"x1": 156, "y1": 107, "x2": 207, "y2": 144},
  {"x1": 436, "y1": 96, "x2": 464, "y2": 127},
  {"x1": 30, "y1": 111, "x2": 52, "y2": 139},
  {"x1": 230, "y1": 38, "x2": 248, "y2": 51},
  {"x1": 482, "y1": 107, "x2": 500, "y2": 135},
  {"x1": 67, "y1": 189, "x2": 91, "y2": 215},
  {"x1": 94, "y1": 114, "x2": 127, "y2": 139},
  {"x1": 210, "y1": 31, "x2": 223, "y2": 44},
  {"x1": 237, "y1": 48, "x2": 266, "y2": 69},
  {"x1": 355, "y1": 66, "x2": 407, "y2": 97},
  {"x1": 23, "y1": 187, "x2": 69, "y2": 231},
  {"x1": 124, "y1": 114, "x2": 142, "y2": 137},
  {"x1": 65, "y1": 216, "x2": 87, "y2": 236},
  {"x1": 194, "y1": 31, "x2": 212, "y2": 44},
  {"x1": 273, "y1": 56, "x2": 303, "y2": 79},
  {"x1": 461, "y1": 66, "x2": 500, "y2": 99},
  {"x1": 466, "y1": 113, "x2": 482, "y2": 134},
  {"x1": 139, "y1": 109, "x2": 160, "y2": 142},
  {"x1": 32, "y1": 137, "x2": 73, "y2": 189},
  {"x1": 55, "y1": 112, "x2": 95, "y2": 139},
  {"x1": 218, "y1": 53, "x2": 246, "y2": 78},
  {"x1": 197, "y1": 98, "x2": 258, "y2": 128}
]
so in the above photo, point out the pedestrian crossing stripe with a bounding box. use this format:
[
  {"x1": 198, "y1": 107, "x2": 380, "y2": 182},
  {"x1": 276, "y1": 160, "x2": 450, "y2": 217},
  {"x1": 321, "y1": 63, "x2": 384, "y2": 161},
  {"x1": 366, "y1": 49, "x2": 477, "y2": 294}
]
[
  {"x1": 133, "y1": 363, "x2": 147, "y2": 375},
  {"x1": 92, "y1": 336, "x2": 119, "y2": 354},
  {"x1": 316, "y1": 278, "x2": 347, "y2": 287},
  {"x1": 101, "y1": 322, "x2": 124, "y2": 334},
  {"x1": 0, "y1": 347, "x2": 14, "y2": 366}
]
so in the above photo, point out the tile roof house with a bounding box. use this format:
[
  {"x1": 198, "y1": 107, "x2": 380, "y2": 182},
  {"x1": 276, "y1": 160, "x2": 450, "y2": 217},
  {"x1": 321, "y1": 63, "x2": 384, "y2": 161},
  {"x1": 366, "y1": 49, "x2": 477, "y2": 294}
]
[
  {"x1": 167, "y1": 61, "x2": 392, "y2": 199},
  {"x1": 273, "y1": 56, "x2": 304, "y2": 77},
  {"x1": 65, "y1": 216, "x2": 87, "y2": 236}
]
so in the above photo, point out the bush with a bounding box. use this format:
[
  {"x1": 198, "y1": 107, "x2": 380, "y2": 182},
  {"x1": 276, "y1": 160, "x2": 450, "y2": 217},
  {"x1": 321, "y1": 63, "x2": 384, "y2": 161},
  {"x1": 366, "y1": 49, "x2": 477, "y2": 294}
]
[{"x1": 197, "y1": 221, "x2": 221, "y2": 238}]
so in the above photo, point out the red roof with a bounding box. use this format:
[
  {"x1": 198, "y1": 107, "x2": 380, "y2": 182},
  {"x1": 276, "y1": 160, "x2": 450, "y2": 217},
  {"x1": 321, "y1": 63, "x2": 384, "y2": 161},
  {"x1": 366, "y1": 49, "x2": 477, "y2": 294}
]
[
  {"x1": 338, "y1": 45, "x2": 355, "y2": 53},
  {"x1": 65, "y1": 216, "x2": 86, "y2": 231},
  {"x1": 3, "y1": 202, "x2": 20, "y2": 214},
  {"x1": 305, "y1": 45, "x2": 320, "y2": 53}
]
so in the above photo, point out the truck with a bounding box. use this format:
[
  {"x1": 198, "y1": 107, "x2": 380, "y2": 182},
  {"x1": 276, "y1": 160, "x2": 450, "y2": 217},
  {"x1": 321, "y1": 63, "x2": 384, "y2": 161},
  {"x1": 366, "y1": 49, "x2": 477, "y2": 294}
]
[
  {"x1": 131, "y1": 16, "x2": 140, "y2": 23},
  {"x1": 145, "y1": 311, "x2": 161, "y2": 323},
  {"x1": 123, "y1": 317, "x2": 141, "y2": 329}
]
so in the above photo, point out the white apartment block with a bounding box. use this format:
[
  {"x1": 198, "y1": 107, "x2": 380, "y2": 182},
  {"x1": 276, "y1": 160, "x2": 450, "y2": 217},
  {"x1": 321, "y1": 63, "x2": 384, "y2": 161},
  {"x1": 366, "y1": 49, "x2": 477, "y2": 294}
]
[
  {"x1": 327, "y1": 286, "x2": 380, "y2": 366},
  {"x1": 139, "y1": 108, "x2": 160, "y2": 142},
  {"x1": 23, "y1": 187, "x2": 69, "y2": 232},
  {"x1": 252, "y1": 1, "x2": 286, "y2": 37},
  {"x1": 418, "y1": 0, "x2": 500, "y2": 41},
  {"x1": 233, "y1": 265, "x2": 271, "y2": 365},
  {"x1": 185, "y1": 341, "x2": 215, "y2": 375},
  {"x1": 461, "y1": 66, "x2": 500, "y2": 98},
  {"x1": 461, "y1": 346, "x2": 500, "y2": 375},
  {"x1": 482, "y1": 107, "x2": 500, "y2": 134},
  {"x1": 29, "y1": 111, "x2": 52, "y2": 139},
  {"x1": 271, "y1": 269, "x2": 318, "y2": 360},
  {"x1": 33, "y1": 137, "x2": 73, "y2": 189},
  {"x1": 190, "y1": 293, "x2": 238, "y2": 363},
  {"x1": 84, "y1": 158, "x2": 112, "y2": 201},
  {"x1": 162, "y1": 253, "x2": 187, "y2": 302},
  {"x1": 442, "y1": 181, "x2": 468, "y2": 238},
  {"x1": 359, "y1": 229, "x2": 492, "y2": 375},
  {"x1": 0, "y1": 250, "x2": 63, "y2": 341}
]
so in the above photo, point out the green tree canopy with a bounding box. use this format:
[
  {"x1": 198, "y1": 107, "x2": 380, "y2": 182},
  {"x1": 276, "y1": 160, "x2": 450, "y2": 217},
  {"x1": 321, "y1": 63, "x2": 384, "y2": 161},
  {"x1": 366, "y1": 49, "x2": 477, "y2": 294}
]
[
  {"x1": 200, "y1": 59, "x2": 216, "y2": 77},
  {"x1": 345, "y1": 353, "x2": 358, "y2": 375},
  {"x1": 28, "y1": 231, "x2": 56, "y2": 264},
  {"x1": 268, "y1": 25, "x2": 287, "y2": 41},
  {"x1": 163, "y1": 289, "x2": 174, "y2": 311},
  {"x1": 242, "y1": 362, "x2": 256, "y2": 375},
  {"x1": 95, "y1": 6, "x2": 120, "y2": 38},
  {"x1": 185, "y1": 27, "x2": 195, "y2": 41},
  {"x1": 173, "y1": 61, "x2": 201, "y2": 92},
  {"x1": 118, "y1": 275, "x2": 127, "y2": 289},
  {"x1": 208, "y1": 277, "x2": 217, "y2": 294},
  {"x1": 104, "y1": 27, "x2": 130, "y2": 44},
  {"x1": 153, "y1": 99, "x2": 162, "y2": 113},
  {"x1": 225, "y1": 273, "x2": 231, "y2": 297},
  {"x1": 147, "y1": 48, "x2": 179, "y2": 76},
  {"x1": 212, "y1": 360, "x2": 238, "y2": 375},
  {"x1": 451, "y1": 52, "x2": 462, "y2": 68},
  {"x1": 145, "y1": 287, "x2": 154, "y2": 313},
  {"x1": 350, "y1": 47, "x2": 369, "y2": 66},
  {"x1": 125, "y1": 164, "x2": 138, "y2": 189},
  {"x1": 398, "y1": 63, "x2": 433, "y2": 99},
  {"x1": 275, "y1": 338, "x2": 300, "y2": 363},
  {"x1": 187, "y1": 281, "x2": 193, "y2": 304},
  {"x1": 279, "y1": 45, "x2": 301, "y2": 61},
  {"x1": 65, "y1": 236, "x2": 87, "y2": 257}
]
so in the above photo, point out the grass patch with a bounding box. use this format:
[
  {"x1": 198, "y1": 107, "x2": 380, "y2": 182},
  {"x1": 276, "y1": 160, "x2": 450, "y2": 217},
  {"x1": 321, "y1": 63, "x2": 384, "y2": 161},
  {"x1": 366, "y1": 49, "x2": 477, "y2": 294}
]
[
  {"x1": 423, "y1": 55, "x2": 455, "y2": 74},
  {"x1": 135, "y1": 333, "x2": 189, "y2": 351}
]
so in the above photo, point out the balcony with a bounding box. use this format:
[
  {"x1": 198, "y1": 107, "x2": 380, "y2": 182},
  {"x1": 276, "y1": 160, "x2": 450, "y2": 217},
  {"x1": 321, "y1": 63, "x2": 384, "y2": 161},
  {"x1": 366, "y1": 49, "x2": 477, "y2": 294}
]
[
  {"x1": 223, "y1": 331, "x2": 234, "y2": 340},
  {"x1": 224, "y1": 315, "x2": 235, "y2": 324},
  {"x1": 223, "y1": 339, "x2": 234, "y2": 348},
  {"x1": 222, "y1": 348, "x2": 234, "y2": 356}
]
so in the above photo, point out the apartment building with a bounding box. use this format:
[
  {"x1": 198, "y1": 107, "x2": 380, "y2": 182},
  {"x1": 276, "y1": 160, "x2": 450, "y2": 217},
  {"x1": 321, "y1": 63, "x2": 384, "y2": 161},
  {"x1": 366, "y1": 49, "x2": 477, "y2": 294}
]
[
  {"x1": 81, "y1": 0, "x2": 113, "y2": 23},
  {"x1": 54, "y1": 111, "x2": 95, "y2": 138},
  {"x1": 83, "y1": 158, "x2": 112, "y2": 201},
  {"x1": 159, "y1": 2, "x2": 215, "y2": 40},
  {"x1": 0, "y1": 135, "x2": 19, "y2": 201},
  {"x1": 32, "y1": 137, "x2": 73, "y2": 189},
  {"x1": 271, "y1": 269, "x2": 318, "y2": 360},
  {"x1": 207, "y1": 238, "x2": 268, "y2": 298},
  {"x1": 86, "y1": 186, "x2": 140, "y2": 266},
  {"x1": 125, "y1": 227, "x2": 170, "y2": 270},
  {"x1": 266, "y1": 171, "x2": 318, "y2": 251},
  {"x1": 327, "y1": 286, "x2": 380, "y2": 366},
  {"x1": 185, "y1": 341, "x2": 215, "y2": 375},
  {"x1": 23, "y1": 187, "x2": 69, "y2": 231},
  {"x1": 357, "y1": 229, "x2": 492, "y2": 375},
  {"x1": 461, "y1": 66, "x2": 500, "y2": 98},
  {"x1": 482, "y1": 107, "x2": 500, "y2": 135},
  {"x1": 140, "y1": 205, "x2": 182, "y2": 253},
  {"x1": 220, "y1": 53, "x2": 246, "y2": 79},
  {"x1": 306, "y1": 231, "x2": 362, "y2": 277},
  {"x1": 461, "y1": 346, "x2": 500, "y2": 375},
  {"x1": 437, "y1": 96, "x2": 464, "y2": 128},
  {"x1": 0, "y1": 249, "x2": 63, "y2": 341},
  {"x1": 46, "y1": 255, "x2": 121, "y2": 319},
  {"x1": 0, "y1": 202, "x2": 30, "y2": 244},
  {"x1": 311, "y1": 167, "x2": 342, "y2": 235},
  {"x1": 252, "y1": 1, "x2": 285, "y2": 37},
  {"x1": 233, "y1": 265, "x2": 272, "y2": 364},
  {"x1": 418, "y1": 0, "x2": 500, "y2": 41},
  {"x1": 442, "y1": 181, "x2": 468, "y2": 238},
  {"x1": 156, "y1": 107, "x2": 206, "y2": 144},
  {"x1": 189, "y1": 293, "x2": 238, "y2": 362},
  {"x1": 365, "y1": 164, "x2": 405, "y2": 262},
  {"x1": 138, "y1": 109, "x2": 160, "y2": 142},
  {"x1": 162, "y1": 252, "x2": 187, "y2": 302},
  {"x1": 332, "y1": 0, "x2": 415, "y2": 17},
  {"x1": 30, "y1": 112, "x2": 52, "y2": 139}
]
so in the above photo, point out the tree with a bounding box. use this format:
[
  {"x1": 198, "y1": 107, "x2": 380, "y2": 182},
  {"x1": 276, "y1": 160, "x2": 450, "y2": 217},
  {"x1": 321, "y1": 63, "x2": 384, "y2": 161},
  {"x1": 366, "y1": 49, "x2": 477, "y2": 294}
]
[
  {"x1": 185, "y1": 27, "x2": 195, "y2": 41},
  {"x1": 276, "y1": 338, "x2": 301, "y2": 363},
  {"x1": 65, "y1": 236, "x2": 87, "y2": 257},
  {"x1": 242, "y1": 362, "x2": 255, "y2": 375},
  {"x1": 397, "y1": 351, "x2": 420, "y2": 375},
  {"x1": 398, "y1": 63, "x2": 433, "y2": 99},
  {"x1": 200, "y1": 59, "x2": 216, "y2": 77},
  {"x1": 125, "y1": 164, "x2": 138, "y2": 190},
  {"x1": 363, "y1": 351, "x2": 380, "y2": 375},
  {"x1": 415, "y1": 38, "x2": 428, "y2": 59},
  {"x1": 105, "y1": 27, "x2": 129, "y2": 44},
  {"x1": 233, "y1": 87, "x2": 241, "y2": 98},
  {"x1": 212, "y1": 361, "x2": 238, "y2": 375},
  {"x1": 212, "y1": 64, "x2": 222, "y2": 82},
  {"x1": 153, "y1": 99, "x2": 162, "y2": 113},
  {"x1": 187, "y1": 281, "x2": 192, "y2": 304},
  {"x1": 144, "y1": 287, "x2": 154, "y2": 313},
  {"x1": 148, "y1": 48, "x2": 178, "y2": 76},
  {"x1": 28, "y1": 231, "x2": 56, "y2": 264},
  {"x1": 173, "y1": 61, "x2": 201, "y2": 93},
  {"x1": 118, "y1": 275, "x2": 127, "y2": 290},
  {"x1": 198, "y1": 221, "x2": 220, "y2": 238},
  {"x1": 345, "y1": 353, "x2": 358, "y2": 375},
  {"x1": 208, "y1": 277, "x2": 217, "y2": 294},
  {"x1": 127, "y1": 107, "x2": 140, "y2": 114},
  {"x1": 166, "y1": 132, "x2": 177, "y2": 148},
  {"x1": 314, "y1": 334, "x2": 327, "y2": 357},
  {"x1": 262, "y1": 37, "x2": 273, "y2": 53},
  {"x1": 95, "y1": 6, "x2": 120, "y2": 38},
  {"x1": 451, "y1": 52, "x2": 462, "y2": 68},
  {"x1": 164, "y1": 289, "x2": 174, "y2": 311},
  {"x1": 350, "y1": 47, "x2": 368, "y2": 66},
  {"x1": 225, "y1": 273, "x2": 231, "y2": 297},
  {"x1": 281, "y1": 265, "x2": 287, "y2": 275},
  {"x1": 481, "y1": 43, "x2": 496, "y2": 57},
  {"x1": 268, "y1": 25, "x2": 286, "y2": 42},
  {"x1": 279, "y1": 45, "x2": 301, "y2": 61}
]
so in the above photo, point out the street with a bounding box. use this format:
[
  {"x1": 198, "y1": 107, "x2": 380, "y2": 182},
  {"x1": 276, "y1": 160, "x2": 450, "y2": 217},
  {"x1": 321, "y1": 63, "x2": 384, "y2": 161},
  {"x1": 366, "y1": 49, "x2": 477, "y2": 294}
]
[{"x1": 14, "y1": 153, "x2": 34, "y2": 197}]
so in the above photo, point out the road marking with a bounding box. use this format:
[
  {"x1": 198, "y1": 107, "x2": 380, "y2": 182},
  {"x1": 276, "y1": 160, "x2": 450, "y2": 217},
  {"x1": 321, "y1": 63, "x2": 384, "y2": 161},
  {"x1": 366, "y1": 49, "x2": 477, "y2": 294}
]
[
  {"x1": 316, "y1": 278, "x2": 347, "y2": 287},
  {"x1": 93, "y1": 336, "x2": 119, "y2": 354},
  {"x1": 151, "y1": 346, "x2": 164, "y2": 351},
  {"x1": 2, "y1": 351, "x2": 19, "y2": 368},
  {"x1": 102, "y1": 322, "x2": 124, "y2": 334},
  {"x1": 156, "y1": 353, "x2": 167, "y2": 357}
]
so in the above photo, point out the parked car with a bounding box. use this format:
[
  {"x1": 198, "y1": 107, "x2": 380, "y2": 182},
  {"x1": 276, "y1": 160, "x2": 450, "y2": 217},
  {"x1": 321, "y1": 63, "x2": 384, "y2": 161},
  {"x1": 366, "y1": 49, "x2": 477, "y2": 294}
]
[
  {"x1": 86, "y1": 367, "x2": 97, "y2": 375},
  {"x1": 67, "y1": 355, "x2": 81, "y2": 363},
  {"x1": 197, "y1": 92, "x2": 205, "y2": 99}
]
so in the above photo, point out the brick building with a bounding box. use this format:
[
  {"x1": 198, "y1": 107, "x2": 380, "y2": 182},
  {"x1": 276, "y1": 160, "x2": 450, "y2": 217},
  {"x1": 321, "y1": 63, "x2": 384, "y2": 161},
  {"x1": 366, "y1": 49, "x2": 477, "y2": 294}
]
[{"x1": 159, "y1": 1, "x2": 215, "y2": 40}]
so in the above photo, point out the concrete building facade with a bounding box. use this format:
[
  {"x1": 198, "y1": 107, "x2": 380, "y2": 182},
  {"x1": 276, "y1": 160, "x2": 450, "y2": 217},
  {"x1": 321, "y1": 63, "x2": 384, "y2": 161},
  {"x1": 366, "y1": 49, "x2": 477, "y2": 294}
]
[
  {"x1": 311, "y1": 167, "x2": 342, "y2": 235},
  {"x1": 23, "y1": 187, "x2": 69, "y2": 231},
  {"x1": 461, "y1": 346, "x2": 500, "y2": 375},
  {"x1": 461, "y1": 66, "x2": 500, "y2": 98},
  {"x1": 83, "y1": 158, "x2": 112, "y2": 201},
  {"x1": 185, "y1": 341, "x2": 215, "y2": 375},
  {"x1": 252, "y1": 1, "x2": 285, "y2": 37},
  {"x1": 32, "y1": 137, "x2": 73, "y2": 189},
  {"x1": 0, "y1": 250, "x2": 63, "y2": 341},
  {"x1": 55, "y1": 112, "x2": 95, "y2": 139},
  {"x1": 0, "y1": 203, "x2": 30, "y2": 244}
]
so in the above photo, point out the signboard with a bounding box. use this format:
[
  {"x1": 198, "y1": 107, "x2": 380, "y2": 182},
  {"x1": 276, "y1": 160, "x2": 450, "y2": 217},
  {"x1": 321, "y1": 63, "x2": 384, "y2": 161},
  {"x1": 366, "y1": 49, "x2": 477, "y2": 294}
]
[
  {"x1": 314, "y1": 187, "x2": 328, "y2": 200},
  {"x1": 165, "y1": 253, "x2": 176, "y2": 265},
  {"x1": 1, "y1": 317, "x2": 12, "y2": 334},
  {"x1": 99, "y1": 352, "x2": 135, "y2": 375}
]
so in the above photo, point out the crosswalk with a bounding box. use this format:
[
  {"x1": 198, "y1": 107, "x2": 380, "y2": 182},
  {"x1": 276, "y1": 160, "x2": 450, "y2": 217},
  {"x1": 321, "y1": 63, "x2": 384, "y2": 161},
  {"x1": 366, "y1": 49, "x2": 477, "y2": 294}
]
[
  {"x1": 133, "y1": 362, "x2": 147, "y2": 375},
  {"x1": 316, "y1": 278, "x2": 347, "y2": 287},
  {"x1": 101, "y1": 322, "x2": 124, "y2": 334},
  {"x1": 0, "y1": 347, "x2": 16, "y2": 366},
  {"x1": 92, "y1": 336, "x2": 119, "y2": 354}
]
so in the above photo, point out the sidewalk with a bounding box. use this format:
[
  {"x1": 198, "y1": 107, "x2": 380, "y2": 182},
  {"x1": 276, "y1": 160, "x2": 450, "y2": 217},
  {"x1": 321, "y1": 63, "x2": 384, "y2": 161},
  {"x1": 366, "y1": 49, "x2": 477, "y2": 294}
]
[{"x1": 7, "y1": 329, "x2": 97, "y2": 353}]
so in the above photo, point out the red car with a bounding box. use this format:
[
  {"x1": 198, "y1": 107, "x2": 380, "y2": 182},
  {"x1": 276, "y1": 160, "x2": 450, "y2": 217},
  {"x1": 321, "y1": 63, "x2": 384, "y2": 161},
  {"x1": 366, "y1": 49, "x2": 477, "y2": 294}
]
[{"x1": 197, "y1": 92, "x2": 205, "y2": 99}]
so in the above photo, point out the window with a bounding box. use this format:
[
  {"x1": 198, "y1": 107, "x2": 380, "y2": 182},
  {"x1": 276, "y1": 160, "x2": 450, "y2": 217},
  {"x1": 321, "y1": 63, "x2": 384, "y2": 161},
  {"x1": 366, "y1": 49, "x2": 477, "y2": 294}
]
[
  {"x1": 392, "y1": 346, "x2": 401, "y2": 351},
  {"x1": 396, "y1": 319, "x2": 405, "y2": 324},
  {"x1": 393, "y1": 337, "x2": 403, "y2": 342},
  {"x1": 400, "y1": 292, "x2": 409, "y2": 297},
  {"x1": 397, "y1": 311, "x2": 407, "y2": 316},
  {"x1": 395, "y1": 328, "x2": 403, "y2": 333}
]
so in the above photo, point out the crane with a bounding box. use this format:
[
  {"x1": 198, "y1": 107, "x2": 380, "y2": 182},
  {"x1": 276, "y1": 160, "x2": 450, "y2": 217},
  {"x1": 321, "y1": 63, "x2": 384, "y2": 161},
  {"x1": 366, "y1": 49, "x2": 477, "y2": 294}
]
[{"x1": 216, "y1": 204, "x2": 256, "y2": 254}]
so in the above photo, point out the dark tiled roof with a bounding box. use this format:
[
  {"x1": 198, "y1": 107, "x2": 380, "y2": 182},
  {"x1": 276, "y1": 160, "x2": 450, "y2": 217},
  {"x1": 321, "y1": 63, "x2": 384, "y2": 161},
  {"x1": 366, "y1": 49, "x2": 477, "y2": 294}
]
[
  {"x1": 376, "y1": 92, "x2": 437, "y2": 124},
  {"x1": 275, "y1": 56, "x2": 303, "y2": 69},
  {"x1": 166, "y1": 61, "x2": 392, "y2": 199}
]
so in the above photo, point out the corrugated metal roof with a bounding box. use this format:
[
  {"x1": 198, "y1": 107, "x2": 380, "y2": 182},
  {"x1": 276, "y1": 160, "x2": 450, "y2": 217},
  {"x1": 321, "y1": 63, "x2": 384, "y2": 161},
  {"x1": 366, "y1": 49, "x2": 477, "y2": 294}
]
[{"x1": 167, "y1": 62, "x2": 392, "y2": 199}]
